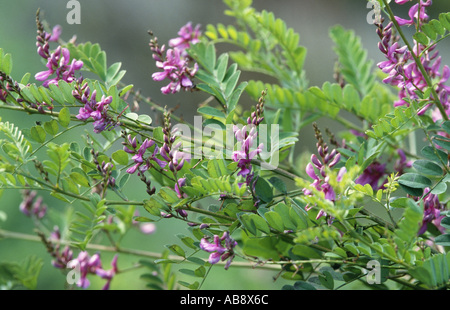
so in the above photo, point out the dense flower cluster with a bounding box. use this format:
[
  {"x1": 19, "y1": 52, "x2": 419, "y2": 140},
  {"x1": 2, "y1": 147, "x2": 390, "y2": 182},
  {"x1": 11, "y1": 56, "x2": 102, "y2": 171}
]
[
  {"x1": 376, "y1": 0, "x2": 450, "y2": 119},
  {"x1": 124, "y1": 116, "x2": 188, "y2": 177},
  {"x1": 74, "y1": 82, "x2": 115, "y2": 133},
  {"x1": 19, "y1": 189, "x2": 47, "y2": 219},
  {"x1": 417, "y1": 188, "x2": 446, "y2": 235},
  {"x1": 232, "y1": 97, "x2": 265, "y2": 187},
  {"x1": 150, "y1": 23, "x2": 200, "y2": 94},
  {"x1": 35, "y1": 22, "x2": 83, "y2": 87},
  {"x1": 123, "y1": 112, "x2": 189, "y2": 217},
  {"x1": 49, "y1": 227, "x2": 118, "y2": 290},
  {"x1": 375, "y1": 0, "x2": 447, "y2": 234},
  {"x1": 355, "y1": 161, "x2": 387, "y2": 191},
  {"x1": 303, "y1": 124, "x2": 346, "y2": 221},
  {"x1": 125, "y1": 137, "x2": 159, "y2": 174},
  {"x1": 200, "y1": 231, "x2": 237, "y2": 270}
]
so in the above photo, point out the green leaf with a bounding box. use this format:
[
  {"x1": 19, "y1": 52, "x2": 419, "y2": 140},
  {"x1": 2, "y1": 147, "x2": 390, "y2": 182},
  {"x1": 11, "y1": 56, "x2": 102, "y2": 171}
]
[
  {"x1": 264, "y1": 211, "x2": 284, "y2": 232},
  {"x1": 112, "y1": 150, "x2": 129, "y2": 165},
  {"x1": 178, "y1": 281, "x2": 199, "y2": 290},
  {"x1": 292, "y1": 244, "x2": 322, "y2": 259},
  {"x1": 440, "y1": 217, "x2": 450, "y2": 230},
  {"x1": 227, "y1": 81, "x2": 247, "y2": 112},
  {"x1": 442, "y1": 121, "x2": 450, "y2": 135},
  {"x1": 329, "y1": 25, "x2": 374, "y2": 96},
  {"x1": 224, "y1": 71, "x2": 241, "y2": 99},
  {"x1": 144, "y1": 196, "x2": 169, "y2": 216},
  {"x1": 421, "y1": 146, "x2": 448, "y2": 164},
  {"x1": 413, "y1": 159, "x2": 444, "y2": 176},
  {"x1": 197, "y1": 106, "x2": 226, "y2": 119},
  {"x1": 254, "y1": 177, "x2": 273, "y2": 203},
  {"x1": 207, "y1": 159, "x2": 228, "y2": 178},
  {"x1": 20, "y1": 72, "x2": 31, "y2": 85},
  {"x1": 422, "y1": 24, "x2": 437, "y2": 41},
  {"x1": 413, "y1": 32, "x2": 429, "y2": 45},
  {"x1": 159, "y1": 187, "x2": 180, "y2": 204},
  {"x1": 165, "y1": 244, "x2": 186, "y2": 258},
  {"x1": 70, "y1": 172, "x2": 90, "y2": 187},
  {"x1": 398, "y1": 173, "x2": 432, "y2": 189},
  {"x1": 43, "y1": 120, "x2": 59, "y2": 136},
  {"x1": 138, "y1": 114, "x2": 152, "y2": 125},
  {"x1": 215, "y1": 53, "x2": 229, "y2": 82},
  {"x1": 319, "y1": 271, "x2": 335, "y2": 290},
  {"x1": 48, "y1": 83, "x2": 65, "y2": 104},
  {"x1": 106, "y1": 62, "x2": 122, "y2": 82},
  {"x1": 439, "y1": 13, "x2": 450, "y2": 31},
  {"x1": 176, "y1": 234, "x2": 198, "y2": 250},
  {"x1": 435, "y1": 234, "x2": 450, "y2": 247},
  {"x1": 58, "y1": 107, "x2": 71, "y2": 128},
  {"x1": 1, "y1": 52, "x2": 12, "y2": 75},
  {"x1": 293, "y1": 281, "x2": 317, "y2": 290},
  {"x1": 30, "y1": 125, "x2": 46, "y2": 143},
  {"x1": 433, "y1": 135, "x2": 450, "y2": 151},
  {"x1": 205, "y1": 42, "x2": 216, "y2": 72},
  {"x1": 249, "y1": 214, "x2": 271, "y2": 234},
  {"x1": 268, "y1": 176, "x2": 287, "y2": 194},
  {"x1": 57, "y1": 81, "x2": 76, "y2": 105}
]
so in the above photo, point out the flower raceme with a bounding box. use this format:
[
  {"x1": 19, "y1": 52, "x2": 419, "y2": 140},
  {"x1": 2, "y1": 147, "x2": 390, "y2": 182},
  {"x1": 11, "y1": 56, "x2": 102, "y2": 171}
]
[
  {"x1": 35, "y1": 24, "x2": 83, "y2": 87},
  {"x1": 394, "y1": 0, "x2": 431, "y2": 26},
  {"x1": 150, "y1": 23, "x2": 200, "y2": 94},
  {"x1": 302, "y1": 125, "x2": 346, "y2": 220},
  {"x1": 232, "y1": 124, "x2": 263, "y2": 178},
  {"x1": 67, "y1": 252, "x2": 118, "y2": 290},
  {"x1": 19, "y1": 189, "x2": 47, "y2": 219},
  {"x1": 200, "y1": 231, "x2": 237, "y2": 270},
  {"x1": 74, "y1": 82, "x2": 115, "y2": 133},
  {"x1": 169, "y1": 22, "x2": 201, "y2": 55},
  {"x1": 232, "y1": 96, "x2": 265, "y2": 187},
  {"x1": 48, "y1": 227, "x2": 118, "y2": 290},
  {"x1": 417, "y1": 188, "x2": 446, "y2": 235},
  {"x1": 376, "y1": 0, "x2": 450, "y2": 119}
]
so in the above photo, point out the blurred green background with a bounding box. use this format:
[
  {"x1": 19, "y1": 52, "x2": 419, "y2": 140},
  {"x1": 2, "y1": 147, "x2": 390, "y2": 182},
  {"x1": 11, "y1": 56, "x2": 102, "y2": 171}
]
[{"x1": 1, "y1": 0, "x2": 450, "y2": 290}]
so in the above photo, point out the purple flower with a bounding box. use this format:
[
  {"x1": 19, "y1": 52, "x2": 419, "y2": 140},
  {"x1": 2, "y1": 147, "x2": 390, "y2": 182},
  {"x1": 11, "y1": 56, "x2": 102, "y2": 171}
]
[
  {"x1": 394, "y1": 1, "x2": 431, "y2": 26},
  {"x1": 174, "y1": 177, "x2": 187, "y2": 199},
  {"x1": 67, "y1": 251, "x2": 118, "y2": 290},
  {"x1": 74, "y1": 83, "x2": 115, "y2": 133},
  {"x1": 355, "y1": 162, "x2": 387, "y2": 191},
  {"x1": 416, "y1": 188, "x2": 446, "y2": 235},
  {"x1": 232, "y1": 124, "x2": 263, "y2": 177},
  {"x1": 231, "y1": 99, "x2": 265, "y2": 186},
  {"x1": 302, "y1": 125, "x2": 346, "y2": 221},
  {"x1": 126, "y1": 138, "x2": 156, "y2": 174},
  {"x1": 376, "y1": 1, "x2": 450, "y2": 120},
  {"x1": 200, "y1": 231, "x2": 237, "y2": 269},
  {"x1": 152, "y1": 48, "x2": 198, "y2": 94},
  {"x1": 169, "y1": 22, "x2": 201, "y2": 55},
  {"x1": 34, "y1": 23, "x2": 83, "y2": 87},
  {"x1": 35, "y1": 45, "x2": 83, "y2": 87},
  {"x1": 19, "y1": 189, "x2": 47, "y2": 219},
  {"x1": 150, "y1": 23, "x2": 200, "y2": 94},
  {"x1": 48, "y1": 25, "x2": 62, "y2": 42}
]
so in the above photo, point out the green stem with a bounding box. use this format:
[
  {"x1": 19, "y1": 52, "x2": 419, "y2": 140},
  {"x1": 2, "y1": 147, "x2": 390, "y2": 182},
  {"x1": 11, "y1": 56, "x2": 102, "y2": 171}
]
[{"x1": 0, "y1": 228, "x2": 280, "y2": 271}]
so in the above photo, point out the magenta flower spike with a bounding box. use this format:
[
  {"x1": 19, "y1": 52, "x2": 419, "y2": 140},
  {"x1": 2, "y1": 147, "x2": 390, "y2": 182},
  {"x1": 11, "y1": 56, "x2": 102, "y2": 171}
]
[
  {"x1": 35, "y1": 25, "x2": 84, "y2": 87},
  {"x1": 200, "y1": 231, "x2": 237, "y2": 269},
  {"x1": 150, "y1": 23, "x2": 200, "y2": 94}
]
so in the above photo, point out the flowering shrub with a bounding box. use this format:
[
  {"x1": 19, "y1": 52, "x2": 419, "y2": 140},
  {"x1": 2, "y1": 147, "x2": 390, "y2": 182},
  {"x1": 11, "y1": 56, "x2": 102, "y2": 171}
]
[{"x1": 0, "y1": 0, "x2": 450, "y2": 291}]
